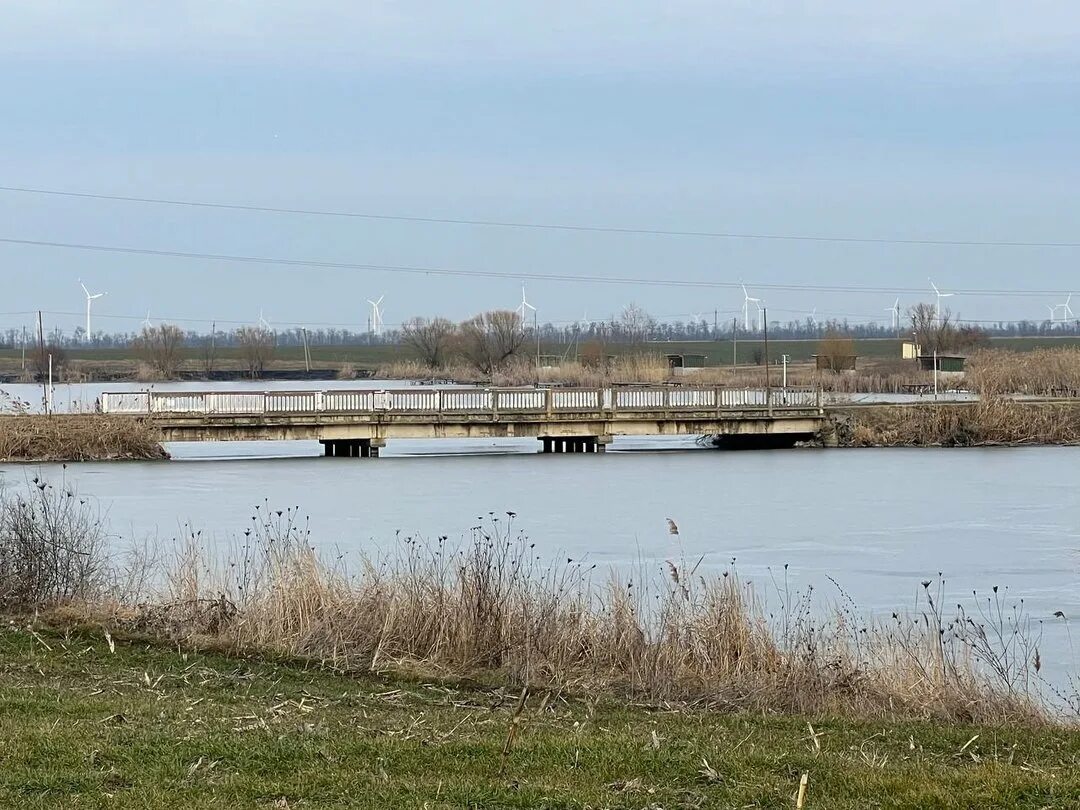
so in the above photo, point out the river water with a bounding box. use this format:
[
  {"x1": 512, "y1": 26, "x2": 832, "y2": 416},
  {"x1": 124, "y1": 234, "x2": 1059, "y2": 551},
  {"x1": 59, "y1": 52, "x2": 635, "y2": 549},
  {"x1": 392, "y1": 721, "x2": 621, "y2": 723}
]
[{"x1": 1, "y1": 381, "x2": 1077, "y2": 689}]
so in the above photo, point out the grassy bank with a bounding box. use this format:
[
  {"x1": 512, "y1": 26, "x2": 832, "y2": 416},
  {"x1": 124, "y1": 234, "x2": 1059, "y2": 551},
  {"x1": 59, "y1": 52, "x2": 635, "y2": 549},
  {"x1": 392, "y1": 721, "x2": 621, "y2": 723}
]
[
  {"x1": 0, "y1": 415, "x2": 166, "y2": 461},
  {"x1": 833, "y1": 400, "x2": 1080, "y2": 447},
  {"x1": 1, "y1": 620, "x2": 1077, "y2": 809}
]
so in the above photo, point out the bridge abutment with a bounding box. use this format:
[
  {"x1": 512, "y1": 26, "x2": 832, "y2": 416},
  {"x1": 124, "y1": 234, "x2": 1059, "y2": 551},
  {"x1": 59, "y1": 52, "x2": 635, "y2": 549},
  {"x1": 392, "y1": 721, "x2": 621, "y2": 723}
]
[
  {"x1": 539, "y1": 435, "x2": 611, "y2": 454},
  {"x1": 320, "y1": 438, "x2": 386, "y2": 458}
]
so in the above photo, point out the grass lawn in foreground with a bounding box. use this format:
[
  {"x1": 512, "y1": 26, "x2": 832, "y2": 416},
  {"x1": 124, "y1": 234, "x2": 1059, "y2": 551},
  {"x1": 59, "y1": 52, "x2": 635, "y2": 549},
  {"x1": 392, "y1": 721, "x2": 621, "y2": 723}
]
[{"x1": 0, "y1": 623, "x2": 1077, "y2": 808}]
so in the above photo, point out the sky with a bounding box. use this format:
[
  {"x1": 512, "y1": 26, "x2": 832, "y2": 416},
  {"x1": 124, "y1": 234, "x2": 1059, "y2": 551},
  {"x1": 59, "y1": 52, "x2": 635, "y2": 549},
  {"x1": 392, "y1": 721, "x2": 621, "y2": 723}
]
[{"x1": 1, "y1": 1, "x2": 1079, "y2": 335}]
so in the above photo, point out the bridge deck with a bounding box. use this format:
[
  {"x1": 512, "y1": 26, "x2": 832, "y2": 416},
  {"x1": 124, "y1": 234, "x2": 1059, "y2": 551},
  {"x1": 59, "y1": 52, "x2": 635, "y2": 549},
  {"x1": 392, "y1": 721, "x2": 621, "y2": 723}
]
[{"x1": 102, "y1": 386, "x2": 825, "y2": 448}]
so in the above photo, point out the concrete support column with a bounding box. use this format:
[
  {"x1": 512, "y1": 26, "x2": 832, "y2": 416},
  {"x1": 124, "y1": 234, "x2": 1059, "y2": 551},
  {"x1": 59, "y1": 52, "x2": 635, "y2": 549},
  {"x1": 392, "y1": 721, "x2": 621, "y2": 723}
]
[
  {"x1": 320, "y1": 438, "x2": 385, "y2": 458},
  {"x1": 538, "y1": 435, "x2": 612, "y2": 455}
]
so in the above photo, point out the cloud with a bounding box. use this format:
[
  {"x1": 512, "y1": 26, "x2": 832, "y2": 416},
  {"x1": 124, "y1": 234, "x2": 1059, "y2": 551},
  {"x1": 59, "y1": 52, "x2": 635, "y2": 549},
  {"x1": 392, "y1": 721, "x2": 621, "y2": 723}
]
[{"x1": 3, "y1": 1, "x2": 1079, "y2": 73}]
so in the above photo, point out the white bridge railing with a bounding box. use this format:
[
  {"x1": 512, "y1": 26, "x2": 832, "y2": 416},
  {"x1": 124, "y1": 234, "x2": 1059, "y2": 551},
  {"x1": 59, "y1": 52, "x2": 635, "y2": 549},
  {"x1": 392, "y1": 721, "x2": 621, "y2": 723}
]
[{"x1": 101, "y1": 386, "x2": 821, "y2": 417}]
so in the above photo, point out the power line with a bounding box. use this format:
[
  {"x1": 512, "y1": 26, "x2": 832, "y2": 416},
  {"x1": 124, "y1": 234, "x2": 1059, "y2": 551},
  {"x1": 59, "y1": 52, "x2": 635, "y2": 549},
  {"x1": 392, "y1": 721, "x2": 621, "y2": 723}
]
[
  {"x1": 0, "y1": 234, "x2": 1077, "y2": 298},
  {"x1": 3, "y1": 184, "x2": 1080, "y2": 249}
]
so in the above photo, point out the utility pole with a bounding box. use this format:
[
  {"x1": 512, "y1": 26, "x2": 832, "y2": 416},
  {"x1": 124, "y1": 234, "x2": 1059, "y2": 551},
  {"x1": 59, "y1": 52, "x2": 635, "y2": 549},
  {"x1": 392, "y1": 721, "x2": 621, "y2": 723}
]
[
  {"x1": 732, "y1": 318, "x2": 738, "y2": 372},
  {"x1": 301, "y1": 327, "x2": 312, "y2": 373},
  {"x1": 36, "y1": 311, "x2": 47, "y2": 413},
  {"x1": 20, "y1": 326, "x2": 26, "y2": 371},
  {"x1": 713, "y1": 309, "x2": 718, "y2": 338},
  {"x1": 763, "y1": 307, "x2": 771, "y2": 402},
  {"x1": 781, "y1": 354, "x2": 789, "y2": 389}
]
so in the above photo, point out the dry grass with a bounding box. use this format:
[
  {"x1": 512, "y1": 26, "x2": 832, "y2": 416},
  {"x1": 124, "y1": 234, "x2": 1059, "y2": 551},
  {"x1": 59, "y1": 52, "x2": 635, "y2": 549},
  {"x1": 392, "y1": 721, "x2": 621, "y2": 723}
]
[
  {"x1": 0, "y1": 415, "x2": 167, "y2": 461},
  {"x1": 377, "y1": 355, "x2": 940, "y2": 392},
  {"x1": 834, "y1": 400, "x2": 1080, "y2": 447},
  {"x1": 967, "y1": 348, "x2": 1080, "y2": 397},
  {"x1": 91, "y1": 507, "x2": 1057, "y2": 725}
]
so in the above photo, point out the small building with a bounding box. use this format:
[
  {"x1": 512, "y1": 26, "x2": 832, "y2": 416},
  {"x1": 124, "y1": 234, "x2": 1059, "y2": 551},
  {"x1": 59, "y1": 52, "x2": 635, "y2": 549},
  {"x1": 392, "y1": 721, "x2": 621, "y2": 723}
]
[
  {"x1": 918, "y1": 354, "x2": 967, "y2": 373},
  {"x1": 901, "y1": 341, "x2": 920, "y2": 360},
  {"x1": 665, "y1": 353, "x2": 707, "y2": 369},
  {"x1": 811, "y1": 354, "x2": 857, "y2": 371}
]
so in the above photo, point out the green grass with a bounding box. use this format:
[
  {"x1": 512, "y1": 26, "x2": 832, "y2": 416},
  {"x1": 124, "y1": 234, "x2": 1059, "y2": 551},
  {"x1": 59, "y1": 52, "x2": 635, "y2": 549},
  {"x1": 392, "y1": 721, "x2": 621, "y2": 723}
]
[{"x1": 0, "y1": 623, "x2": 1077, "y2": 808}]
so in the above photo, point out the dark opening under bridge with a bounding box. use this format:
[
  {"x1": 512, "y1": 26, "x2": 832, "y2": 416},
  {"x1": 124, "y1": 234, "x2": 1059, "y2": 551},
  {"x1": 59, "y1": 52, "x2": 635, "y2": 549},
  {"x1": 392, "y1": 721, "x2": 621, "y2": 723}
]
[{"x1": 101, "y1": 386, "x2": 826, "y2": 457}]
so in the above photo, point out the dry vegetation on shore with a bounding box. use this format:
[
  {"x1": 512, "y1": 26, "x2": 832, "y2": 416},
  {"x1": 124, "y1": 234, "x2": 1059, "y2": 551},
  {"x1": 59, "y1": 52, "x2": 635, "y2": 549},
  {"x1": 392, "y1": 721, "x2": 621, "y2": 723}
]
[
  {"x1": 0, "y1": 415, "x2": 166, "y2": 461},
  {"x1": 2, "y1": 481, "x2": 1065, "y2": 726},
  {"x1": 378, "y1": 354, "x2": 942, "y2": 392},
  {"x1": 833, "y1": 399, "x2": 1080, "y2": 447}
]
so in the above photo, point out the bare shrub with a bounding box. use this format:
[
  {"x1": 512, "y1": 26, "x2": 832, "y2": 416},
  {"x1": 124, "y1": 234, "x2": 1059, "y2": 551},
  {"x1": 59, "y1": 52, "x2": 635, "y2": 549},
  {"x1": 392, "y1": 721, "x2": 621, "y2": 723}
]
[
  {"x1": 460, "y1": 311, "x2": 525, "y2": 374},
  {"x1": 816, "y1": 331, "x2": 856, "y2": 372},
  {"x1": 0, "y1": 478, "x2": 109, "y2": 608},
  {"x1": 135, "y1": 324, "x2": 185, "y2": 378},
  {"x1": 402, "y1": 317, "x2": 457, "y2": 368},
  {"x1": 30, "y1": 343, "x2": 68, "y2": 382},
  {"x1": 236, "y1": 326, "x2": 276, "y2": 378},
  {"x1": 336, "y1": 362, "x2": 358, "y2": 380}
]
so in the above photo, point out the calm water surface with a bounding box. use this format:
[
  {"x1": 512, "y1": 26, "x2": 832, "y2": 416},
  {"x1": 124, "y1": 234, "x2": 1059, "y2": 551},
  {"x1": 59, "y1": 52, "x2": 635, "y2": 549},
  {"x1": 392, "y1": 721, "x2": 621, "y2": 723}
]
[{"x1": 1, "y1": 381, "x2": 1076, "y2": 685}]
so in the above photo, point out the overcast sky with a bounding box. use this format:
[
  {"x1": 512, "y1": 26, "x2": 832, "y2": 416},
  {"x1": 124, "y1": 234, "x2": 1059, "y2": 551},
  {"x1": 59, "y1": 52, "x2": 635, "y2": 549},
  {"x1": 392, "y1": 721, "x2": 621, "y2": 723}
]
[{"x1": 2, "y1": 1, "x2": 1079, "y2": 334}]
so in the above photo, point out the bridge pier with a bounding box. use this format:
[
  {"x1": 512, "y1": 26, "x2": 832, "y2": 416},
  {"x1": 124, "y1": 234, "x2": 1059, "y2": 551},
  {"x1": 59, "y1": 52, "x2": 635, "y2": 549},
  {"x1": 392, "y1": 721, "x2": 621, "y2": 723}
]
[
  {"x1": 539, "y1": 435, "x2": 611, "y2": 454},
  {"x1": 320, "y1": 438, "x2": 386, "y2": 458}
]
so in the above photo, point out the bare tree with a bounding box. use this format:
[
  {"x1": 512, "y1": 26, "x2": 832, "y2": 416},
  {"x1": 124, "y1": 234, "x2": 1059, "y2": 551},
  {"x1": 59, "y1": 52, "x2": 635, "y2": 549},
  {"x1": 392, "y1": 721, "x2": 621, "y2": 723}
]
[
  {"x1": 816, "y1": 330, "x2": 856, "y2": 372},
  {"x1": 30, "y1": 343, "x2": 68, "y2": 382},
  {"x1": 236, "y1": 326, "x2": 276, "y2": 378},
  {"x1": 460, "y1": 310, "x2": 525, "y2": 374},
  {"x1": 910, "y1": 302, "x2": 958, "y2": 354},
  {"x1": 201, "y1": 323, "x2": 219, "y2": 378},
  {"x1": 619, "y1": 303, "x2": 653, "y2": 345},
  {"x1": 135, "y1": 324, "x2": 185, "y2": 378},
  {"x1": 402, "y1": 317, "x2": 457, "y2": 368}
]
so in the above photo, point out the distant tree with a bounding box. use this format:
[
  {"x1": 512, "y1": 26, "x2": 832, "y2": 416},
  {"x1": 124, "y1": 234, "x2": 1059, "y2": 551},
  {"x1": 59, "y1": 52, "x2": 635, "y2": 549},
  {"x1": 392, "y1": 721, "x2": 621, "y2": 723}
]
[
  {"x1": 619, "y1": 303, "x2": 653, "y2": 345},
  {"x1": 236, "y1": 326, "x2": 276, "y2": 378},
  {"x1": 579, "y1": 338, "x2": 610, "y2": 368},
  {"x1": 910, "y1": 302, "x2": 965, "y2": 354},
  {"x1": 30, "y1": 343, "x2": 68, "y2": 382},
  {"x1": 402, "y1": 317, "x2": 457, "y2": 368},
  {"x1": 460, "y1": 310, "x2": 525, "y2": 374},
  {"x1": 201, "y1": 325, "x2": 219, "y2": 378},
  {"x1": 816, "y1": 330, "x2": 856, "y2": 372},
  {"x1": 135, "y1": 324, "x2": 185, "y2": 378}
]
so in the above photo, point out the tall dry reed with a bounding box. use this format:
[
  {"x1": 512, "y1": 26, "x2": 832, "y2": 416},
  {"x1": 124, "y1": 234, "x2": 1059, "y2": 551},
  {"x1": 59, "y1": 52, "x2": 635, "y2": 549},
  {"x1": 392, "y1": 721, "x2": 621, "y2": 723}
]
[
  {"x1": 109, "y1": 506, "x2": 1057, "y2": 723},
  {"x1": 967, "y1": 348, "x2": 1080, "y2": 397},
  {"x1": 0, "y1": 415, "x2": 167, "y2": 461}
]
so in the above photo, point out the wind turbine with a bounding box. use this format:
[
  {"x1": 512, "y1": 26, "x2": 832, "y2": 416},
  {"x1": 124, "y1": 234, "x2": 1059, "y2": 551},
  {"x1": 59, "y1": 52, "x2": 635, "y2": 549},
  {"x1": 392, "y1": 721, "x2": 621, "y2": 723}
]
[
  {"x1": 741, "y1": 284, "x2": 761, "y2": 331},
  {"x1": 516, "y1": 285, "x2": 536, "y2": 322},
  {"x1": 366, "y1": 296, "x2": 384, "y2": 337},
  {"x1": 257, "y1": 309, "x2": 272, "y2": 330},
  {"x1": 79, "y1": 280, "x2": 106, "y2": 339},
  {"x1": 1051, "y1": 294, "x2": 1074, "y2": 326},
  {"x1": 929, "y1": 279, "x2": 954, "y2": 327},
  {"x1": 885, "y1": 298, "x2": 901, "y2": 331},
  {"x1": 755, "y1": 299, "x2": 767, "y2": 332},
  {"x1": 1048, "y1": 304, "x2": 1058, "y2": 325},
  {"x1": 142, "y1": 310, "x2": 153, "y2": 330}
]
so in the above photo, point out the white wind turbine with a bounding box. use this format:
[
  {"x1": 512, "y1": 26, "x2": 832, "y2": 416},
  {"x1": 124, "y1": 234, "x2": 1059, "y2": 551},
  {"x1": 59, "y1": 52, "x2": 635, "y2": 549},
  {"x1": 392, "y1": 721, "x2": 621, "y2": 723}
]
[
  {"x1": 741, "y1": 284, "x2": 761, "y2": 331},
  {"x1": 366, "y1": 296, "x2": 384, "y2": 336},
  {"x1": 1048, "y1": 304, "x2": 1058, "y2": 325},
  {"x1": 885, "y1": 298, "x2": 901, "y2": 331},
  {"x1": 1051, "y1": 294, "x2": 1074, "y2": 326},
  {"x1": 143, "y1": 310, "x2": 153, "y2": 330},
  {"x1": 929, "y1": 279, "x2": 954, "y2": 327},
  {"x1": 257, "y1": 309, "x2": 272, "y2": 330},
  {"x1": 79, "y1": 280, "x2": 106, "y2": 340},
  {"x1": 516, "y1": 285, "x2": 536, "y2": 322}
]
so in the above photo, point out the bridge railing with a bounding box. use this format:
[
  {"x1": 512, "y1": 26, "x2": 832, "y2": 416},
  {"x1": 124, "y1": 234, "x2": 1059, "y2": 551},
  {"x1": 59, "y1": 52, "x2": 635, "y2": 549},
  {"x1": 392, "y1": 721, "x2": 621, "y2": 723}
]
[{"x1": 102, "y1": 386, "x2": 820, "y2": 416}]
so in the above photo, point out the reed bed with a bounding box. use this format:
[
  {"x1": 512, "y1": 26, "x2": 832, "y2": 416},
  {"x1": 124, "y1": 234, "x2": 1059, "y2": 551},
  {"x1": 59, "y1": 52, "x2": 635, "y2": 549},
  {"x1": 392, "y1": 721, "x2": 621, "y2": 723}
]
[
  {"x1": 0, "y1": 415, "x2": 167, "y2": 461},
  {"x1": 967, "y1": 347, "x2": 1080, "y2": 397},
  {"x1": 378, "y1": 355, "x2": 940, "y2": 393},
  {"x1": 72, "y1": 506, "x2": 1050, "y2": 724},
  {"x1": 836, "y1": 399, "x2": 1080, "y2": 447}
]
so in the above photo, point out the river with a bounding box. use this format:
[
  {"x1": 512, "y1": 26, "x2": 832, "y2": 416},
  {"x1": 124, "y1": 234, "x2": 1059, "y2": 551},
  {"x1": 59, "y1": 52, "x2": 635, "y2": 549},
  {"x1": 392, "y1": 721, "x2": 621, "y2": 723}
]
[{"x1": 1, "y1": 380, "x2": 1077, "y2": 691}]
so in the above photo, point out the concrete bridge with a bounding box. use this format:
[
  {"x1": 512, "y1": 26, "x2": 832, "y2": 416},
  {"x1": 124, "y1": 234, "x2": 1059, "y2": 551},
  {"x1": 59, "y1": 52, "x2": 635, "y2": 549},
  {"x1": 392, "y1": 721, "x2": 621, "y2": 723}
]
[{"x1": 101, "y1": 386, "x2": 826, "y2": 457}]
